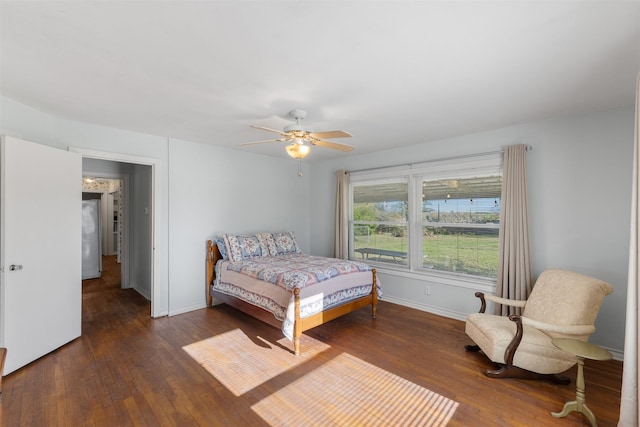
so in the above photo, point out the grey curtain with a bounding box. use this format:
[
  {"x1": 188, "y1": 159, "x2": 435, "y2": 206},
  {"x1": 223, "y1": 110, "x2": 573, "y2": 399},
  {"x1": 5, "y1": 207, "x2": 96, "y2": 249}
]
[
  {"x1": 334, "y1": 170, "x2": 350, "y2": 259},
  {"x1": 495, "y1": 144, "x2": 533, "y2": 315},
  {"x1": 619, "y1": 73, "x2": 640, "y2": 427}
]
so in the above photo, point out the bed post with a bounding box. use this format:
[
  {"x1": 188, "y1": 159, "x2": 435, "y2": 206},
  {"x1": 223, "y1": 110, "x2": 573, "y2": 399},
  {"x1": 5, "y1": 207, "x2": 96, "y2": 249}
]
[
  {"x1": 371, "y1": 269, "x2": 378, "y2": 319},
  {"x1": 293, "y1": 287, "x2": 301, "y2": 356},
  {"x1": 206, "y1": 240, "x2": 215, "y2": 307}
]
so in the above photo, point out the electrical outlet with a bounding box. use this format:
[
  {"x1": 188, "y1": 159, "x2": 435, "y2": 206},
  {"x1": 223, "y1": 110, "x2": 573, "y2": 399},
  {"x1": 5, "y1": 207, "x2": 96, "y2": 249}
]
[{"x1": 425, "y1": 285, "x2": 431, "y2": 295}]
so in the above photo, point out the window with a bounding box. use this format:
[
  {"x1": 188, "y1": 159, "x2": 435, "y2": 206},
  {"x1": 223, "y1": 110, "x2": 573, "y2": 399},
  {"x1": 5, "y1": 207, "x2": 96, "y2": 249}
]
[
  {"x1": 420, "y1": 175, "x2": 501, "y2": 277},
  {"x1": 349, "y1": 154, "x2": 502, "y2": 280},
  {"x1": 352, "y1": 178, "x2": 409, "y2": 266}
]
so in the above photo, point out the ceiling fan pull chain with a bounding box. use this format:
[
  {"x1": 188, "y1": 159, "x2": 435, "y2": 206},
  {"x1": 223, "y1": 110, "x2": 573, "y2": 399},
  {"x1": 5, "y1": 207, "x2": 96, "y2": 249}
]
[{"x1": 298, "y1": 159, "x2": 303, "y2": 177}]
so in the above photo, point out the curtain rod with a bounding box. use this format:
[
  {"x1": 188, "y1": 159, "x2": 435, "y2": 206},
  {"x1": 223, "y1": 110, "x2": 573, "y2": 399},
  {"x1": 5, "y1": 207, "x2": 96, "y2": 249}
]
[{"x1": 349, "y1": 145, "x2": 532, "y2": 174}]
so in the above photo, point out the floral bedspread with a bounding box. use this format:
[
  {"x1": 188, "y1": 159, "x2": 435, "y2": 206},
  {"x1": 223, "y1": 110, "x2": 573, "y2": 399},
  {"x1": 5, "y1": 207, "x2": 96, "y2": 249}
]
[{"x1": 223, "y1": 253, "x2": 373, "y2": 290}]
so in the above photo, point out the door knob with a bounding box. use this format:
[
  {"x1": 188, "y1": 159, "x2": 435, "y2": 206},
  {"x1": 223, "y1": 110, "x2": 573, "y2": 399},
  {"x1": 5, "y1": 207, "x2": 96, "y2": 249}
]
[{"x1": 9, "y1": 265, "x2": 23, "y2": 271}]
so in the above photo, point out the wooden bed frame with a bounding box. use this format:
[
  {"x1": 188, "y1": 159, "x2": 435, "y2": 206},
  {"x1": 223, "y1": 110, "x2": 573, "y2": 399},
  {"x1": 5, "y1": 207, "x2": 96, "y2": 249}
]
[{"x1": 206, "y1": 240, "x2": 377, "y2": 355}]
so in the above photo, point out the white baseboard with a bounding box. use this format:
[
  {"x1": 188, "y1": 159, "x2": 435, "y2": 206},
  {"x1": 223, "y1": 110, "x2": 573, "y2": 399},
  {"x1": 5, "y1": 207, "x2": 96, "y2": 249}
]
[
  {"x1": 169, "y1": 303, "x2": 207, "y2": 316},
  {"x1": 381, "y1": 295, "x2": 467, "y2": 322},
  {"x1": 130, "y1": 282, "x2": 150, "y2": 301},
  {"x1": 604, "y1": 346, "x2": 624, "y2": 362}
]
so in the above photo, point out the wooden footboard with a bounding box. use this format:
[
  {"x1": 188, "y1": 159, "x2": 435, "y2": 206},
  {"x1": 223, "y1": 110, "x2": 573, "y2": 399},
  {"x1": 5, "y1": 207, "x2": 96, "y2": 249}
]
[
  {"x1": 206, "y1": 240, "x2": 219, "y2": 308},
  {"x1": 292, "y1": 269, "x2": 377, "y2": 355},
  {"x1": 206, "y1": 239, "x2": 378, "y2": 355}
]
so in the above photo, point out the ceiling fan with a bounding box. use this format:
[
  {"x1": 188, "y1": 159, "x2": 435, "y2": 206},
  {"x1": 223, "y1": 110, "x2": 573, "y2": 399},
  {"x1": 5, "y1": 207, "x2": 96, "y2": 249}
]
[{"x1": 238, "y1": 109, "x2": 354, "y2": 160}]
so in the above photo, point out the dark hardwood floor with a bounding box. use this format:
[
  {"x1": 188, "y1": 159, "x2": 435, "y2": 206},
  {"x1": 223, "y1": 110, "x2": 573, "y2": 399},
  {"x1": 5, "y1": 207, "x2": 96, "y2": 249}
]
[{"x1": 1, "y1": 256, "x2": 623, "y2": 426}]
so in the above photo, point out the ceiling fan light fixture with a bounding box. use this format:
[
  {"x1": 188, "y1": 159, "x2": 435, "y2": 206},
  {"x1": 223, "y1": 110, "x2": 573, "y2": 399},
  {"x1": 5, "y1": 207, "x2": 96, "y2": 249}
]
[
  {"x1": 286, "y1": 143, "x2": 310, "y2": 159},
  {"x1": 240, "y1": 109, "x2": 353, "y2": 160}
]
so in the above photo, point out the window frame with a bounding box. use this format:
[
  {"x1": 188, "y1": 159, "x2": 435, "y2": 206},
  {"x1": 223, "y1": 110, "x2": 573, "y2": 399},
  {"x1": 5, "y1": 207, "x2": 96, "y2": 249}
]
[{"x1": 349, "y1": 153, "x2": 502, "y2": 284}]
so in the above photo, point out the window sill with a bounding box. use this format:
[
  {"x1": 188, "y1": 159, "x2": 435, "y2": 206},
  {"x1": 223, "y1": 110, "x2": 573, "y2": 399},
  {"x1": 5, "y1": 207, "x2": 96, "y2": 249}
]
[{"x1": 369, "y1": 263, "x2": 497, "y2": 293}]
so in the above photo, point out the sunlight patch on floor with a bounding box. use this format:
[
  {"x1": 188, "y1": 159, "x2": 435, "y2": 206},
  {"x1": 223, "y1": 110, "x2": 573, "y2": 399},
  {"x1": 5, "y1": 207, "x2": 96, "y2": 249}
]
[
  {"x1": 251, "y1": 352, "x2": 458, "y2": 426},
  {"x1": 182, "y1": 328, "x2": 330, "y2": 396},
  {"x1": 184, "y1": 329, "x2": 458, "y2": 425}
]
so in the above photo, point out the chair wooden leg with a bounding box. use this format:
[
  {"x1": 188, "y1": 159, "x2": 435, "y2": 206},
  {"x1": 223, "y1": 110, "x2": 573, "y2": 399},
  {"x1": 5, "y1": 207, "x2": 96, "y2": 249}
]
[
  {"x1": 486, "y1": 363, "x2": 571, "y2": 385},
  {"x1": 0, "y1": 347, "x2": 6, "y2": 403}
]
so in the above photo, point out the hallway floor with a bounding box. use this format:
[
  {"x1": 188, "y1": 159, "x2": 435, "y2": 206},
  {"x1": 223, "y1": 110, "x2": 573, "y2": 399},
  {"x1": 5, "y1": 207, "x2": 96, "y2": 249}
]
[{"x1": 82, "y1": 255, "x2": 121, "y2": 294}]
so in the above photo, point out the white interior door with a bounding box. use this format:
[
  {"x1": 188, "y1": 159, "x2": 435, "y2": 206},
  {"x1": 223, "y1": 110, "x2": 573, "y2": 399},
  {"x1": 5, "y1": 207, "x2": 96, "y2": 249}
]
[{"x1": 0, "y1": 136, "x2": 81, "y2": 374}]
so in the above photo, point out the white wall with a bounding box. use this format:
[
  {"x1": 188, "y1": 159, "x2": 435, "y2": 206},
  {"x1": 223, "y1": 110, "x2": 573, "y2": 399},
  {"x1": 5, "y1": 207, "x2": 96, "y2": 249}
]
[
  {"x1": 309, "y1": 106, "x2": 635, "y2": 355},
  {"x1": 167, "y1": 138, "x2": 311, "y2": 314},
  {"x1": 130, "y1": 163, "x2": 153, "y2": 298}
]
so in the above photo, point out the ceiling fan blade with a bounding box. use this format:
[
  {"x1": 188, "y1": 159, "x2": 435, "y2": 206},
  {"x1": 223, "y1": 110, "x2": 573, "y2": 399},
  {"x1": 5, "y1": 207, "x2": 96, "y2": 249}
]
[
  {"x1": 311, "y1": 138, "x2": 354, "y2": 152},
  {"x1": 308, "y1": 130, "x2": 352, "y2": 139},
  {"x1": 250, "y1": 125, "x2": 288, "y2": 136},
  {"x1": 237, "y1": 138, "x2": 286, "y2": 147}
]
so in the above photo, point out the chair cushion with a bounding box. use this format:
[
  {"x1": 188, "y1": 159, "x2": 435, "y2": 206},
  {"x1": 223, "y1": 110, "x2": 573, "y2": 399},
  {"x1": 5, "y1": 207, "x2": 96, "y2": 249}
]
[
  {"x1": 466, "y1": 313, "x2": 577, "y2": 374},
  {"x1": 523, "y1": 269, "x2": 614, "y2": 331}
]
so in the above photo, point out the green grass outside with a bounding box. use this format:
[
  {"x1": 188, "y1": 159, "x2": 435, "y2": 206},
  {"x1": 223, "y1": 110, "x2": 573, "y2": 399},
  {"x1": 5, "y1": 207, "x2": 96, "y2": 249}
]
[{"x1": 353, "y1": 231, "x2": 498, "y2": 278}]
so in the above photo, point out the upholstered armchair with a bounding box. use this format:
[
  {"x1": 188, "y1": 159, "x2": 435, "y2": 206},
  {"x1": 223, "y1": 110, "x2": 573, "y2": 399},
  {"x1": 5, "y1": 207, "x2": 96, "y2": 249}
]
[{"x1": 465, "y1": 269, "x2": 614, "y2": 384}]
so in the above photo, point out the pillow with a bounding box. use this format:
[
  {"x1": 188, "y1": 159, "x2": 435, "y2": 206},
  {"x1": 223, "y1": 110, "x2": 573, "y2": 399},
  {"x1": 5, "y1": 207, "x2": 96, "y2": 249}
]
[
  {"x1": 223, "y1": 234, "x2": 268, "y2": 262},
  {"x1": 255, "y1": 232, "x2": 277, "y2": 256},
  {"x1": 270, "y1": 231, "x2": 301, "y2": 256},
  {"x1": 214, "y1": 237, "x2": 228, "y2": 260}
]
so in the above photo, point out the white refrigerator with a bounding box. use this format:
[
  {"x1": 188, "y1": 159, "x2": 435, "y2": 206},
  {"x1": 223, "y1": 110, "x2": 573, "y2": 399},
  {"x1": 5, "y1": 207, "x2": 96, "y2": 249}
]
[{"x1": 82, "y1": 199, "x2": 102, "y2": 279}]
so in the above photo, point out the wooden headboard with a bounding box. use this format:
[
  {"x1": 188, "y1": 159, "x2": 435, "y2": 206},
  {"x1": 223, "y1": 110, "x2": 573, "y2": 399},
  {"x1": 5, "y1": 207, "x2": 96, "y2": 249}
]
[{"x1": 206, "y1": 240, "x2": 222, "y2": 307}]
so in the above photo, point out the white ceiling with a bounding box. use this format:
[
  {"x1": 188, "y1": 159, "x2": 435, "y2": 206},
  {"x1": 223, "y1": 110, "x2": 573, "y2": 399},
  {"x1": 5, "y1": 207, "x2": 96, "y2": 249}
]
[{"x1": 1, "y1": 1, "x2": 639, "y2": 162}]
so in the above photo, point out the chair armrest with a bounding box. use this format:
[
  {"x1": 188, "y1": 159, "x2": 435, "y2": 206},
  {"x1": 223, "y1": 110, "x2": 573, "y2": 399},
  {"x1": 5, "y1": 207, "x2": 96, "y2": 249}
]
[
  {"x1": 484, "y1": 294, "x2": 527, "y2": 308},
  {"x1": 472, "y1": 292, "x2": 527, "y2": 314},
  {"x1": 503, "y1": 314, "x2": 525, "y2": 366},
  {"x1": 500, "y1": 315, "x2": 596, "y2": 370},
  {"x1": 473, "y1": 292, "x2": 487, "y2": 313},
  {"x1": 519, "y1": 317, "x2": 596, "y2": 336}
]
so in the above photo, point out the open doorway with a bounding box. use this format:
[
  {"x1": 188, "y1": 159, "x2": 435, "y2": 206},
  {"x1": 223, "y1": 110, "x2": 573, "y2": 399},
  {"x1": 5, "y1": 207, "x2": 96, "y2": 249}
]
[
  {"x1": 74, "y1": 148, "x2": 159, "y2": 317},
  {"x1": 81, "y1": 178, "x2": 122, "y2": 281}
]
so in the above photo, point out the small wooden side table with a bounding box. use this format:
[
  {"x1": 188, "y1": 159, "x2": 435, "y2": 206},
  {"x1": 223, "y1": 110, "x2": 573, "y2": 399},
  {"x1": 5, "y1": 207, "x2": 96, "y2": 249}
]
[{"x1": 551, "y1": 338, "x2": 612, "y2": 427}]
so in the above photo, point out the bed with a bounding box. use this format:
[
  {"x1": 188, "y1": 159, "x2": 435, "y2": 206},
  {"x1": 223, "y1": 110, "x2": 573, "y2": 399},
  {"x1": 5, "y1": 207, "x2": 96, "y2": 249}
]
[{"x1": 206, "y1": 233, "x2": 380, "y2": 355}]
